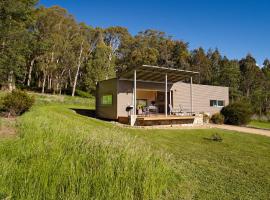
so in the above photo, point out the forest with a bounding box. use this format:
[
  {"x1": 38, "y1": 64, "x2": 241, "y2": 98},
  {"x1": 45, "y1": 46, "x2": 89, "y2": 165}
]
[{"x1": 1, "y1": 0, "x2": 270, "y2": 115}]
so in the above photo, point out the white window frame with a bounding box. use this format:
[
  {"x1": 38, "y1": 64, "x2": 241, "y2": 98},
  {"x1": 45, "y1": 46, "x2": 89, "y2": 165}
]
[{"x1": 210, "y1": 100, "x2": 225, "y2": 107}]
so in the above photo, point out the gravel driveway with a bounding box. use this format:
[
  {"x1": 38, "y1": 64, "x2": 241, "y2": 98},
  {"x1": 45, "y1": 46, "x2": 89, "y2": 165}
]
[{"x1": 211, "y1": 124, "x2": 270, "y2": 137}]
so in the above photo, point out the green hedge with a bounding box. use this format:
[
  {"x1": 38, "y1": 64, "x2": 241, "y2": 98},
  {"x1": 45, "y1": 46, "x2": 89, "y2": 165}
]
[{"x1": 221, "y1": 101, "x2": 252, "y2": 125}]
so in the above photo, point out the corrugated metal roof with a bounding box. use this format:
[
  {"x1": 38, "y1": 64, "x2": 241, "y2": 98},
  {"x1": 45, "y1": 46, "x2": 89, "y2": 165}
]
[{"x1": 117, "y1": 65, "x2": 199, "y2": 83}]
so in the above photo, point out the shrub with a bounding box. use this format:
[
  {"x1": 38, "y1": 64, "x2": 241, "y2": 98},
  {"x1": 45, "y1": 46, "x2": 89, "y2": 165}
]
[
  {"x1": 1, "y1": 90, "x2": 35, "y2": 116},
  {"x1": 200, "y1": 112, "x2": 210, "y2": 123},
  {"x1": 211, "y1": 113, "x2": 224, "y2": 124},
  {"x1": 221, "y1": 101, "x2": 252, "y2": 125},
  {"x1": 210, "y1": 133, "x2": 223, "y2": 142},
  {"x1": 75, "y1": 89, "x2": 93, "y2": 98}
]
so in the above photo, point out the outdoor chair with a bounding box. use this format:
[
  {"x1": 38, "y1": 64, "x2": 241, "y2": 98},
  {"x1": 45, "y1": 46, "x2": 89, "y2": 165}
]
[
  {"x1": 179, "y1": 104, "x2": 195, "y2": 116},
  {"x1": 143, "y1": 107, "x2": 150, "y2": 116},
  {"x1": 148, "y1": 105, "x2": 158, "y2": 114},
  {"x1": 169, "y1": 104, "x2": 182, "y2": 115}
]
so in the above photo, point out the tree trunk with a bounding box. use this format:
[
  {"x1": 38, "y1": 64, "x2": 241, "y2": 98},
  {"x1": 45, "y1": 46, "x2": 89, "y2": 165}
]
[
  {"x1": 56, "y1": 82, "x2": 59, "y2": 93},
  {"x1": 106, "y1": 53, "x2": 113, "y2": 80},
  {"x1": 38, "y1": 76, "x2": 41, "y2": 88},
  {"x1": 27, "y1": 58, "x2": 35, "y2": 87},
  {"x1": 8, "y1": 71, "x2": 15, "y2": 91},
  {"x1": 59, "y1": 69, "x2": 65, "y2": 95},
  {"x1": 42, "y1": 72, "x2": 46, "y2": 93},
  {"x1": 246, "y1": 87, "x2": 250, "y2": 97},
  {"x1": 68, "y1": 69, "x2": 72, "y2": 88},
  {"x1": 47, "y1": 75, "x2": 52, "y2": 90},
  {"x1": 72, "y1": 41, "x2": 84, "y2": 97}
]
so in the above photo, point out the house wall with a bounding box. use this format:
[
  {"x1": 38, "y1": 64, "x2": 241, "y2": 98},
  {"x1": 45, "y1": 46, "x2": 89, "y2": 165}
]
[
  {"x1": 117, "y1": 80, "x2": 133, "y2": 118},
  {"x1": 96, "y1": 78, "x2": 118, "y2": 119},
  {"x1": 96, "y1": 78, "x2": 229, "y2": 120},
  {"x1": 137, "y1": 90, "x2": 156, "y2": 105},
  {"x1": 171, "y1": 82, "x2": 229, "y2": 114}
]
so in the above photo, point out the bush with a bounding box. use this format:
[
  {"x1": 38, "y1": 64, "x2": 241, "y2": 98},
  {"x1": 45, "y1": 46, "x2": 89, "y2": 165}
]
[
  {"x1": 1, "y1": 90, "x2": 35, "y2": 116},
  {"x1": 210, "y1": 133, "x2": 223, "y2": 142},
  {"x1": 221, "y1": 101, "x2": 252, "y2": 125},
  {"x1": 211, "y1": 113, "x2": 224, "y2": 124},
  {"x1": 200, "y1": 112, "x2": 210, "y2": 123},
  {"x1": 75, "y1": 89, "x2": 93, "y2": 98}
]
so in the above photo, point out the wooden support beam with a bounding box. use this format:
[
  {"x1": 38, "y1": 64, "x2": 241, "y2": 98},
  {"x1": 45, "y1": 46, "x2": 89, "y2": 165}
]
[
  {"x1": 165, "y1": 73, "x2": 168, "y2": 117},
  {"x1": 134, "y1": 70, "x2": 137, "y2": 115},
  {"x1": 169, "y1": 90, "x2": 172, "y2": 115},
  {"x1": 190, "y1": 76, "x2": 193, "y2": 113}
]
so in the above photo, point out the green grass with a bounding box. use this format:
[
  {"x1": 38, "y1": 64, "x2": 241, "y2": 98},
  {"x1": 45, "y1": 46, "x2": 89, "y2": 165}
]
[
  {"x1": 0, "y1": 98, "x2": 174, "y2": 199},
  {"x1": 129, "y1": 129, "x2": 270, "y2": 199},
  {"x1": 248, "y1": 120, "x2": 270, "y2": 130},
  {"x1": 0, "y1": 93, "x2": 270, "y2": 199}
]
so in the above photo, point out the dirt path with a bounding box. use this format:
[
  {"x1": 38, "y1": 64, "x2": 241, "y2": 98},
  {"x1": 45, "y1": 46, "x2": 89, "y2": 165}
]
[
  {"x1": 211, "y1": 124, "x2": 270, "y2": 137},
  {"x1": 0, "y1": 117, "x2": 17, "y2": 138}
]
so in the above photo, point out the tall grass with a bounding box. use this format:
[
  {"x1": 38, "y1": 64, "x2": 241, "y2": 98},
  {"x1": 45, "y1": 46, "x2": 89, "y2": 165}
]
[
  {"x1": 31, "y1": 92, "x2": 94, "y2": 106},
  {"x1": 0, "y1": 104, "x2": 176, "y2": 199}
]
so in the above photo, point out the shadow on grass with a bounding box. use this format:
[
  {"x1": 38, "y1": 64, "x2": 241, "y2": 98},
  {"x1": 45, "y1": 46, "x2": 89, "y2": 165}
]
[
  {"x1": 70, "y1": 108, "x2": 96, "y2": 118},
  {"x1": 70, "y1": 108, "x2": 114, "y2": 122}
]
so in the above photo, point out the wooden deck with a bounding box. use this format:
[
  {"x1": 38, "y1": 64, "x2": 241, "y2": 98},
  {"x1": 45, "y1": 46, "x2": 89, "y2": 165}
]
[
  {"x1": 136, "y1": 115, "x2": 195, "y2": 120},
  {"x1": 136, "y1": 114, "x2": 196, "y2": 126}
]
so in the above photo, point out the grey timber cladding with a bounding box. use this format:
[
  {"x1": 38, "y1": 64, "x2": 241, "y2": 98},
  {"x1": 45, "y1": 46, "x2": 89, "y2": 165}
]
[
  {"x1": 96, "y1": 79, "x2": 229, "y2": 119},
  {"x1": 172, "y1": 82, "x2": 229, "y2": 114},
  {"x1": 96, "y1": 78, "x2": 118, "y2": 119}
]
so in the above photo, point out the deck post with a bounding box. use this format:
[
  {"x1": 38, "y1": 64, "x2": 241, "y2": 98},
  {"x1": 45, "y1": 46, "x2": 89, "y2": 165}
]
[
  {"x1": 134, "y1": 70, "x2": 137, "y2": 115},
  {"x1": 169, "y1": 90, "x2": 173, "y2": 115},
  {"x1": 165, "y1": 73, "x2": 168, "y2": 117},
  {"x1": 190, "y1": 76, "x2": 193, "y2": 113}
]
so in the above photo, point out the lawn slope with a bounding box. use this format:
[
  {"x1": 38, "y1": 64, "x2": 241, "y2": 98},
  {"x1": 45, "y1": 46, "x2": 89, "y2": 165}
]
[
  {"x1": 0, "y1": 101, "x2": 175, "y2": 199},
  {"x1": 0, "y1": 94, "x2": 270, "y2": 199}
]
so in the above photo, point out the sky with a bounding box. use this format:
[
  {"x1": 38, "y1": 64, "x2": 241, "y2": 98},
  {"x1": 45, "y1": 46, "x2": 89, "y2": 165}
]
[{"x1": 39, "y1": 0, "x2": 270, "y2": 65}]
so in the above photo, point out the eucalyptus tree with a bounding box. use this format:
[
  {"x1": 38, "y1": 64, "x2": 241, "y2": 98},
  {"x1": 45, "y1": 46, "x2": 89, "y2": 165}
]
[
  {"x1": 118, "y1": 29, "x2": 170, "y2": 68},
  {"x1": 239, "y1": 54, "x2": 262, "y2": 97},
  {"x1": 103, "y1": 26, "x2": 131, "y2": 73},
  {"x1": 32, "y1": 6, "x2": 70, "y2": 93},
  {"x1": 31, "y1": 6, "x2": 80, "y2": 94},
  {"x1": 70, "y1": 23, "x2": 92, "y2": 96},
  {"x1": 171, "y1": 40, "x2": 190, "y2": 70},
  {"x1": 0, "y1": 0, "x2": 37, "y2": 90},
  {"x1": 260, "y1": 59, "x2": 270, "y2": 113},
  {"x1": 84, "y1": 40, "x2": 113, "y2": 93},
  {"x1": 207, "y1": 49, "x2": 222, "y2": 85},
  {"x1": 190, "y1": 48, "x2": 211, "y2": 84},
  {"x1": 262, "y1": 59, "x2": 270, "y2": 78},
  {"x1": 219, "y1": 57, "x2": 241, "y2": 102}
]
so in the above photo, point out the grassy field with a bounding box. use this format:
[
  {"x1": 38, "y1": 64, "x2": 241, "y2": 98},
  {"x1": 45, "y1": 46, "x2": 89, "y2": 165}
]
[
  {"x1": 0, "y1": 93, "x2": 270, "y2": 199},
  {"x1": 248, "y1": 120, "x2": 270, "y2": 130}
]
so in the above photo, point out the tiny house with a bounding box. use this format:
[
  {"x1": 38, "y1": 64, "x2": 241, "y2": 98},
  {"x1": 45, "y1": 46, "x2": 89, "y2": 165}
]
[{"x1": 96, "y1": 65, "x2": 229, "y2": 126}]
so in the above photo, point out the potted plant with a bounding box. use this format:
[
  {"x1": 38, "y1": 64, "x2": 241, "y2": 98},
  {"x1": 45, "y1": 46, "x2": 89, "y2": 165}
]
[{"x1": 137, "y1": 104, "x2": 143, "y2": 115}]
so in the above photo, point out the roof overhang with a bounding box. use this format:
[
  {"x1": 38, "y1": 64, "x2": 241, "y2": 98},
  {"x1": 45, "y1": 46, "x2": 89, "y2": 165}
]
[{"x1": 117, "y1": 65, "x2": 199, "y2": 83}]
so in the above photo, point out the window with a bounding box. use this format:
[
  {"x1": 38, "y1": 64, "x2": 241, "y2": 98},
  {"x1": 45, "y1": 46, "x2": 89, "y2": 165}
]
[
  {"x1": 101, "y1": 95, "x2": 112, "y2": 105},
  {"x1": 210, "y1": 100, "x2": 224, "y2": 107},
  {"x1": 217, "y1": 100, "x2": 224, "y2": 107}
]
